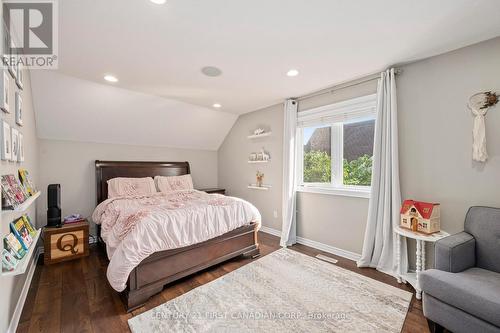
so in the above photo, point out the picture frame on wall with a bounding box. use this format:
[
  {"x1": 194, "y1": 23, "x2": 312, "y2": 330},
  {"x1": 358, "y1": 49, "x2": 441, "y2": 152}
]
[
  {"x1": 16, "y1": 62, "x2": 23, "y2": 90},
  {"x1": 11, "y1": 127, "x2": 18, "y2": 162},
  {"x1": 18, "y1": 132, "x2": 24, "y2": 162},
  {"x1": 1, "y1": 71, "x2": 9, "y2": 113},
  {"x1": 1, "y1": 120, "x2": 12, "y2": 160},
  {"x1": 15, "y1": 91, "x2": 22, "y2": 126}
]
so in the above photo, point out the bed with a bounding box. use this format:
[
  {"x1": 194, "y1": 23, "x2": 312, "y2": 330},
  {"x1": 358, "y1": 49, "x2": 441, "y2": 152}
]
[{"x1": 94, "y1": 160, "x2": 260, "y2": 311}]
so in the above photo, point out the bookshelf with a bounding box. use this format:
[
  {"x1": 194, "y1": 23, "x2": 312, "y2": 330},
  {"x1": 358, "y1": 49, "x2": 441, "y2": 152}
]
[
  {"x1": 1, "y1": 191, "x2": 41, "y2": 217},
  {"x1": 1, "y1": 228, "x2": 41, "y2": 277},
  {"x1": 247, "y1": 184, "x2": 271, "y2": 190},
  {"x1": 247, "y1": 132, "x2": 272, "y2": 139}
]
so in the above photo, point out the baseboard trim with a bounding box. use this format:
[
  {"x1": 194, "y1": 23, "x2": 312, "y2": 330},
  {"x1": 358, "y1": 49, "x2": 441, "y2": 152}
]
[
  {"x1": 259, "y1": 226, "x2": 361, "y2": 262},
  {"x1": 7, "y1": 246, "x2": 42, "y2": 333}
]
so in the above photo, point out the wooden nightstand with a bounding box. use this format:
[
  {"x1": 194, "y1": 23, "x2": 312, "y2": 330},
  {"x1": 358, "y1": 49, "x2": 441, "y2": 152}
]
[
  {"x1": 199, "y1": 188, "x2": 226, "y2": 195},
  {"x1": 43, "y1": 220, "x2": 90, "y2": 265}
]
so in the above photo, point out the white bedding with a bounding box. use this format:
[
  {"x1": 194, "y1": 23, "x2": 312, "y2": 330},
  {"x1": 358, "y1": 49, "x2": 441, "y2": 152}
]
[{"x1": 92, "y1": 190, "x2": 261, "y2": 291}]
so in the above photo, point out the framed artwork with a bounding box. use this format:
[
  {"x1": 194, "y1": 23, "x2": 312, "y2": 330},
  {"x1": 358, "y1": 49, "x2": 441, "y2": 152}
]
[
  {"x1": 18, "y1": 132, "x2": 24, "y2": 162},
  {"x1": 16, "y1": 62, "x2": 23, "y2": 90},
  {"x1": 1, "y1": 71, "x2": 9, "y2": 113},
  {"x1": 11, "y1": 127, "x2": 18, "y2": 162},
  {"x1": 1, "y1": 120, "x2": 11, "y2": 160},
  {"x1": 15, "y1": 91, "x2": 22, "y2": 126}
]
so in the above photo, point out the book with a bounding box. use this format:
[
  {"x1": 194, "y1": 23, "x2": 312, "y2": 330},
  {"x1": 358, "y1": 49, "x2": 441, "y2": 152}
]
[
  {"x1": 11, "y1": 217, "x2": 33, "y2": 250},
  {"x1": 4, "y1": 233, "x2": 26, "y2": 259},
  {"x1": 5, "y1": 175, "x2": 26, "y2": 205},
  {"x1": 22, "y1": 215, "x2": 36, "y2": 237},
  {"x1": 18, "y1": 169, "x2": 36, "y2": 196},
  {"x1": 1, "y1": 175, "x2": 19, "y2": 209},
  {"x1": 2, "y1": 248, "x2": 19, "y2": 272}
]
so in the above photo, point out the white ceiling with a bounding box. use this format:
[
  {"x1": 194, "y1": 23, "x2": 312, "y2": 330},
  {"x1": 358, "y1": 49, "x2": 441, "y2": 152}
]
[
  {"x1": 52, "y1": 0, "x2": 500, "y2": 115},
  {"x1": 31, "y1": 71, "x2": 237, "y2": 150}
]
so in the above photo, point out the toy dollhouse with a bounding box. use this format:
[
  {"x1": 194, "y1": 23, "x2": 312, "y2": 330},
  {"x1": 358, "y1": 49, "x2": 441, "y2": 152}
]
[{"x1": 400, "y1": 200, "x2": 441, "y2": 234}]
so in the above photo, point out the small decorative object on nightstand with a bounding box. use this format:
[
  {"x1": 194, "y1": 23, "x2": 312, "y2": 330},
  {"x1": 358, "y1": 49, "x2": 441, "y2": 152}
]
[
  {"x1": 400, "y1": 200, "x2": 441, "y2": 234},
  {"x1": 199, "y1": 188, "x2": 225, "y2": 195},
  {"x1": 43, "y1": 220, "x2": 89, "y2": 265},
  {"x1": 394, "y1": 225, "x2": 449, "y2": 300}
]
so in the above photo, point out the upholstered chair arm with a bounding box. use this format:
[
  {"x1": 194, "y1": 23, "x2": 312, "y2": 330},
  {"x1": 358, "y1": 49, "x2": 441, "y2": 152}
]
[{"x1": 435, "y1": 232, "x2": 476, "y2": 273}]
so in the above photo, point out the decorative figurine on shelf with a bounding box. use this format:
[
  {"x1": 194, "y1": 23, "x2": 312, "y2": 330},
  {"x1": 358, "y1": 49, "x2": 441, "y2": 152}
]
[
  {"x1": 400, "y1": 200, "x2": 441, "y2": 234},
  {"x1": 249, "y1": 153, "x2": 257, "y2": 161},
  {"x1": 261, "y1": 147, "x2": 270, "y2": 161},
  {"x1": 256, "y1": 171, "x2": 264, "y2": 187},
  {"x1": 254, "y1": 128, "x2": 265, "y2": 135}
]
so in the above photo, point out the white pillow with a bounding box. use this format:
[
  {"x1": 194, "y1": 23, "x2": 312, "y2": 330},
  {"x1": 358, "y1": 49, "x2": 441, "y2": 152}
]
[
  {"x1": 155, "y1": 174, "x2": 194, "y2": 192},
  {"x1": 107, "y1": 177, "x2": 156, "y2": 198}
]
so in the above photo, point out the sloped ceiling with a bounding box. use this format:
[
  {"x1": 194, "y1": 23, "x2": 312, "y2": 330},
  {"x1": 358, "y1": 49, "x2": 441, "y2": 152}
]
[{"x1": 31, "y1": 71, "x2": 237, "y2": 150}]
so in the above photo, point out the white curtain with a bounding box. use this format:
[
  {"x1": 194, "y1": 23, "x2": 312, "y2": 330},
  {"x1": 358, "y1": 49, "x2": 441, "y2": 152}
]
[
  {"x1": 280, "y1": 99, "x2": 298, "y2": 247},
  {"x1": 357, "y1": 68, "x2": 407, "y2": 276}
]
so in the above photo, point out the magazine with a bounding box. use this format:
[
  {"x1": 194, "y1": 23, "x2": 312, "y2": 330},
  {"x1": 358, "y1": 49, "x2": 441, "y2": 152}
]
[
  {"x1": 4, "y1": 233, "x2": 26, "y2": 259},
  {"x1": 18, "y1": 169, "x2": 36, "y2": 196},
  {"x1": 11, "y1": 217, "x2": 33, "y2": 250},
  {"x1": 5, "y1": 174, "x2": 26, "y2": 205},
  {"x1": 1, "y1": 175, "x2": 19, "y2": 209},
  {"x1": 2, "y1": 249, "x2": 19, "y2": 272},
  {"x1": 22, "y1": 215, "x2": 36, "y2": 237}
]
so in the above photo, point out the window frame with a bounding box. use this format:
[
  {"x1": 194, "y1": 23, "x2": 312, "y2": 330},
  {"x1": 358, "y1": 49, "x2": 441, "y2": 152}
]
[{"x1": 295, "y1": 94, "x2": 377, "y2": 199}]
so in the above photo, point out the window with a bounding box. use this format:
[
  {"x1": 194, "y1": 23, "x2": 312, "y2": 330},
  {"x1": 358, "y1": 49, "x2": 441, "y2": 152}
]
[{"x1": 296, "y1": 94, "x2": 376, "y2": 198}]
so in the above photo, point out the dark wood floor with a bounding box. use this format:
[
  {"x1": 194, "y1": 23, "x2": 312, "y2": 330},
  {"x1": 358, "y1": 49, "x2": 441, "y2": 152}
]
[{"x1": 17, "y1": 231, "x2": 429, "y2": 333}]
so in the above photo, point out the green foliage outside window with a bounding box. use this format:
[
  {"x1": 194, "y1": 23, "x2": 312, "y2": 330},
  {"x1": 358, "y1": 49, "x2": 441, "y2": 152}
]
[
  {"x1": 303, "y1": 150, "x2": 331, "y2": 183},
  {"x1": 303, "y1": 151, "x2": 372, "y2": 186},
  {"x1": 343, "y1": 154, "x2": 372, "y2": 186}
]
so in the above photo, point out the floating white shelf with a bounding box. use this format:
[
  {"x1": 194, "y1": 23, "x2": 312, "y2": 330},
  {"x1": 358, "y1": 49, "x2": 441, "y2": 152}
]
[
  {"x1": 247, "y1": 184, "x2": 271, "y2": 190},
  {"x1": 1, "y1": 229, "x2": 41, "y2": 277},
  {"x1": 248, "y1": 160, "x2": 269, "y2": 164},
  {"x1": 247, "y1": 132, "x2": 272, "y2": 139},
  {"x1": 1, "y1": 191, "x2": 41, "y2": 217}
]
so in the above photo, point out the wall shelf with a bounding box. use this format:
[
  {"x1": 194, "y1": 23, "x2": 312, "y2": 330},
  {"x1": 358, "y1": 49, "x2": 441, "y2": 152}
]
[
  {"x1": 1, "y1": 229, "x2": 41, "y2": 277},
  {"x1": 247, "y1": 132, "x2": 272, "y2": 139},
  {"x1": 247, "y1": 184, "x2": 271, "y2": 190},
  {"x1": 1, "y1": 191, "x2": 41, "y2": 217},
  {"x1": 248, "y1": 160, "x2": 269, "y2": 164}
]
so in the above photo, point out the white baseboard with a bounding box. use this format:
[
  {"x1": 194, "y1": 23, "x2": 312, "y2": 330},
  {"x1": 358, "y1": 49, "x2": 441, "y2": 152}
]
[
  {"x1": 7, "y1": 246, "x2": 42, "y2": 333},
  {"x1": 259, "y1": 226, "x2": 361, "y2": 262}
]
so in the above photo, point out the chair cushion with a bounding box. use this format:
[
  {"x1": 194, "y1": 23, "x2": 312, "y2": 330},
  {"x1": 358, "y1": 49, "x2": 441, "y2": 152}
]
[
  {"x1": 421, "y1": 268, "x2": 500, "y2": 327},
  {"x1": 464, "y1": 206, "x2": 500, "y2": 273}
]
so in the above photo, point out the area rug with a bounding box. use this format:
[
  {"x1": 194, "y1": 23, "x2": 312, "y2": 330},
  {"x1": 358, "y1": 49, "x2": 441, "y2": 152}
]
[{"x1": 128, "y1": 249, "x2": 412, "y2": 332}]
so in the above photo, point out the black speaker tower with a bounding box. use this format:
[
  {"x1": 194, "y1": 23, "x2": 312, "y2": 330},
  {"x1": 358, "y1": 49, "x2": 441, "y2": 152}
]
[{"x1": 47, "y1": 184, "x2": 62, "y2": 228}]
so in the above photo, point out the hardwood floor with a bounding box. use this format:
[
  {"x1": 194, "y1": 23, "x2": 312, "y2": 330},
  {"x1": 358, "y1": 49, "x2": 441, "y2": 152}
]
[{"x1": 17, "y1": 231, "x2": 429, "y2": 333}]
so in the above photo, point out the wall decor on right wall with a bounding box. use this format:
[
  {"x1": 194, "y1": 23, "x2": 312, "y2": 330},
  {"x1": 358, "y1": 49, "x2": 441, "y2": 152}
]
[
  {"x1": 18, "y1": 132, "x2": 24, "y2": 162},
  {"x1": 468, "y1": 91, "x2": 498, "y2": 162},
  {"x1": 1, "y1": 71, "x2": 9, "y2": 113},
  {"x1": 1, "y1": 120, "x2": 12, "y2": 160},
  {"x1": 15, "y1": 91, "x2": 23, "y2": 126},
  {"x1": 16, "y1": 63, "x2": 23, "y2": 90}
]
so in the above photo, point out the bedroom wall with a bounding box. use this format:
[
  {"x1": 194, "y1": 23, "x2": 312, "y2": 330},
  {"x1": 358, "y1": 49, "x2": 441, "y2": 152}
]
[
  {"x1": 38, "y1": 139, "x2": 218, "y2": 235},
  {"x1": 218, "y1": 79, "x2": 377, "y2": 254},
  {"x1": 218, "y1": 36, "x2": 500, "y2": 264},
  {"x1": 0, "y1": 69, "x2": 39, "y2": 332}
]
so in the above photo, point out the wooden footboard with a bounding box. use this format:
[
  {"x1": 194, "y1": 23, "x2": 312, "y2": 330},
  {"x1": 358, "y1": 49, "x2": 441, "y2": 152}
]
[{"x1": 123, "y1": 222, "x2": 259, "y2": 311}]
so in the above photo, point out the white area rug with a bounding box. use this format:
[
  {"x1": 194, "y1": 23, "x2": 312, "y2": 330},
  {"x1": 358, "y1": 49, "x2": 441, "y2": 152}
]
[{"x1": 128, "y1": 249, "x2": 412, "y2": 332}]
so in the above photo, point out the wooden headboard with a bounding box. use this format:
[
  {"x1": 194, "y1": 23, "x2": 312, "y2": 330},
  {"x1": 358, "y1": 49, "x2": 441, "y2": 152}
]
[{"x1": 95, "y1": 160, "x2": 190, "y2": 204}]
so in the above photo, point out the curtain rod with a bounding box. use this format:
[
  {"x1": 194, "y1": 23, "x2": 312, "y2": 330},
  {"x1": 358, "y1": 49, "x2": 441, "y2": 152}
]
[{"x1": 297, "y1": 68, "x2": 402, "y2": 102}]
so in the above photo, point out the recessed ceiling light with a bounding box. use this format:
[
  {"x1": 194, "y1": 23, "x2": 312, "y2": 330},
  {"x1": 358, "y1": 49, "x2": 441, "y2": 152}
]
[
  {"x1": 150, "y1": 0, "x2": 166, "y2": 4},
  {"x1": 104, "y1": 74, "x2": 118, "y2": 83},
  {"x1": 212, "y1": 103, "x2": 222, "y2": 108},
  {"x1": 201, "y1": 66, "x2": 222, "y2": 77},
  {"x1": 287, "y1": 69, "x2": 299, "y2": 77}
]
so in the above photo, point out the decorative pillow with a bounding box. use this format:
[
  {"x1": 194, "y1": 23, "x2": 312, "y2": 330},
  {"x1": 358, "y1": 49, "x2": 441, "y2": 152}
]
[
  {"x1": 107, "y1": 177, "x2": 156, "y2": 198},
  {"x1": 155, "y1": 174, "x2": 194, "y2": 192}
]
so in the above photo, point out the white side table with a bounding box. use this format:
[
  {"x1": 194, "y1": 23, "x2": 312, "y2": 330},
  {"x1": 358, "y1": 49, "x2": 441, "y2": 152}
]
[{"x1": 394, "y1": 226, "x2": 449, "y2": 299}]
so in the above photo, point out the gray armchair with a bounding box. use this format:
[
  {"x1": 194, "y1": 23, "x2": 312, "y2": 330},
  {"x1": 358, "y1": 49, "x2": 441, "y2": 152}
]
[{"x1": 420, "y1": 206, "x2": 500, "y2": 333}]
